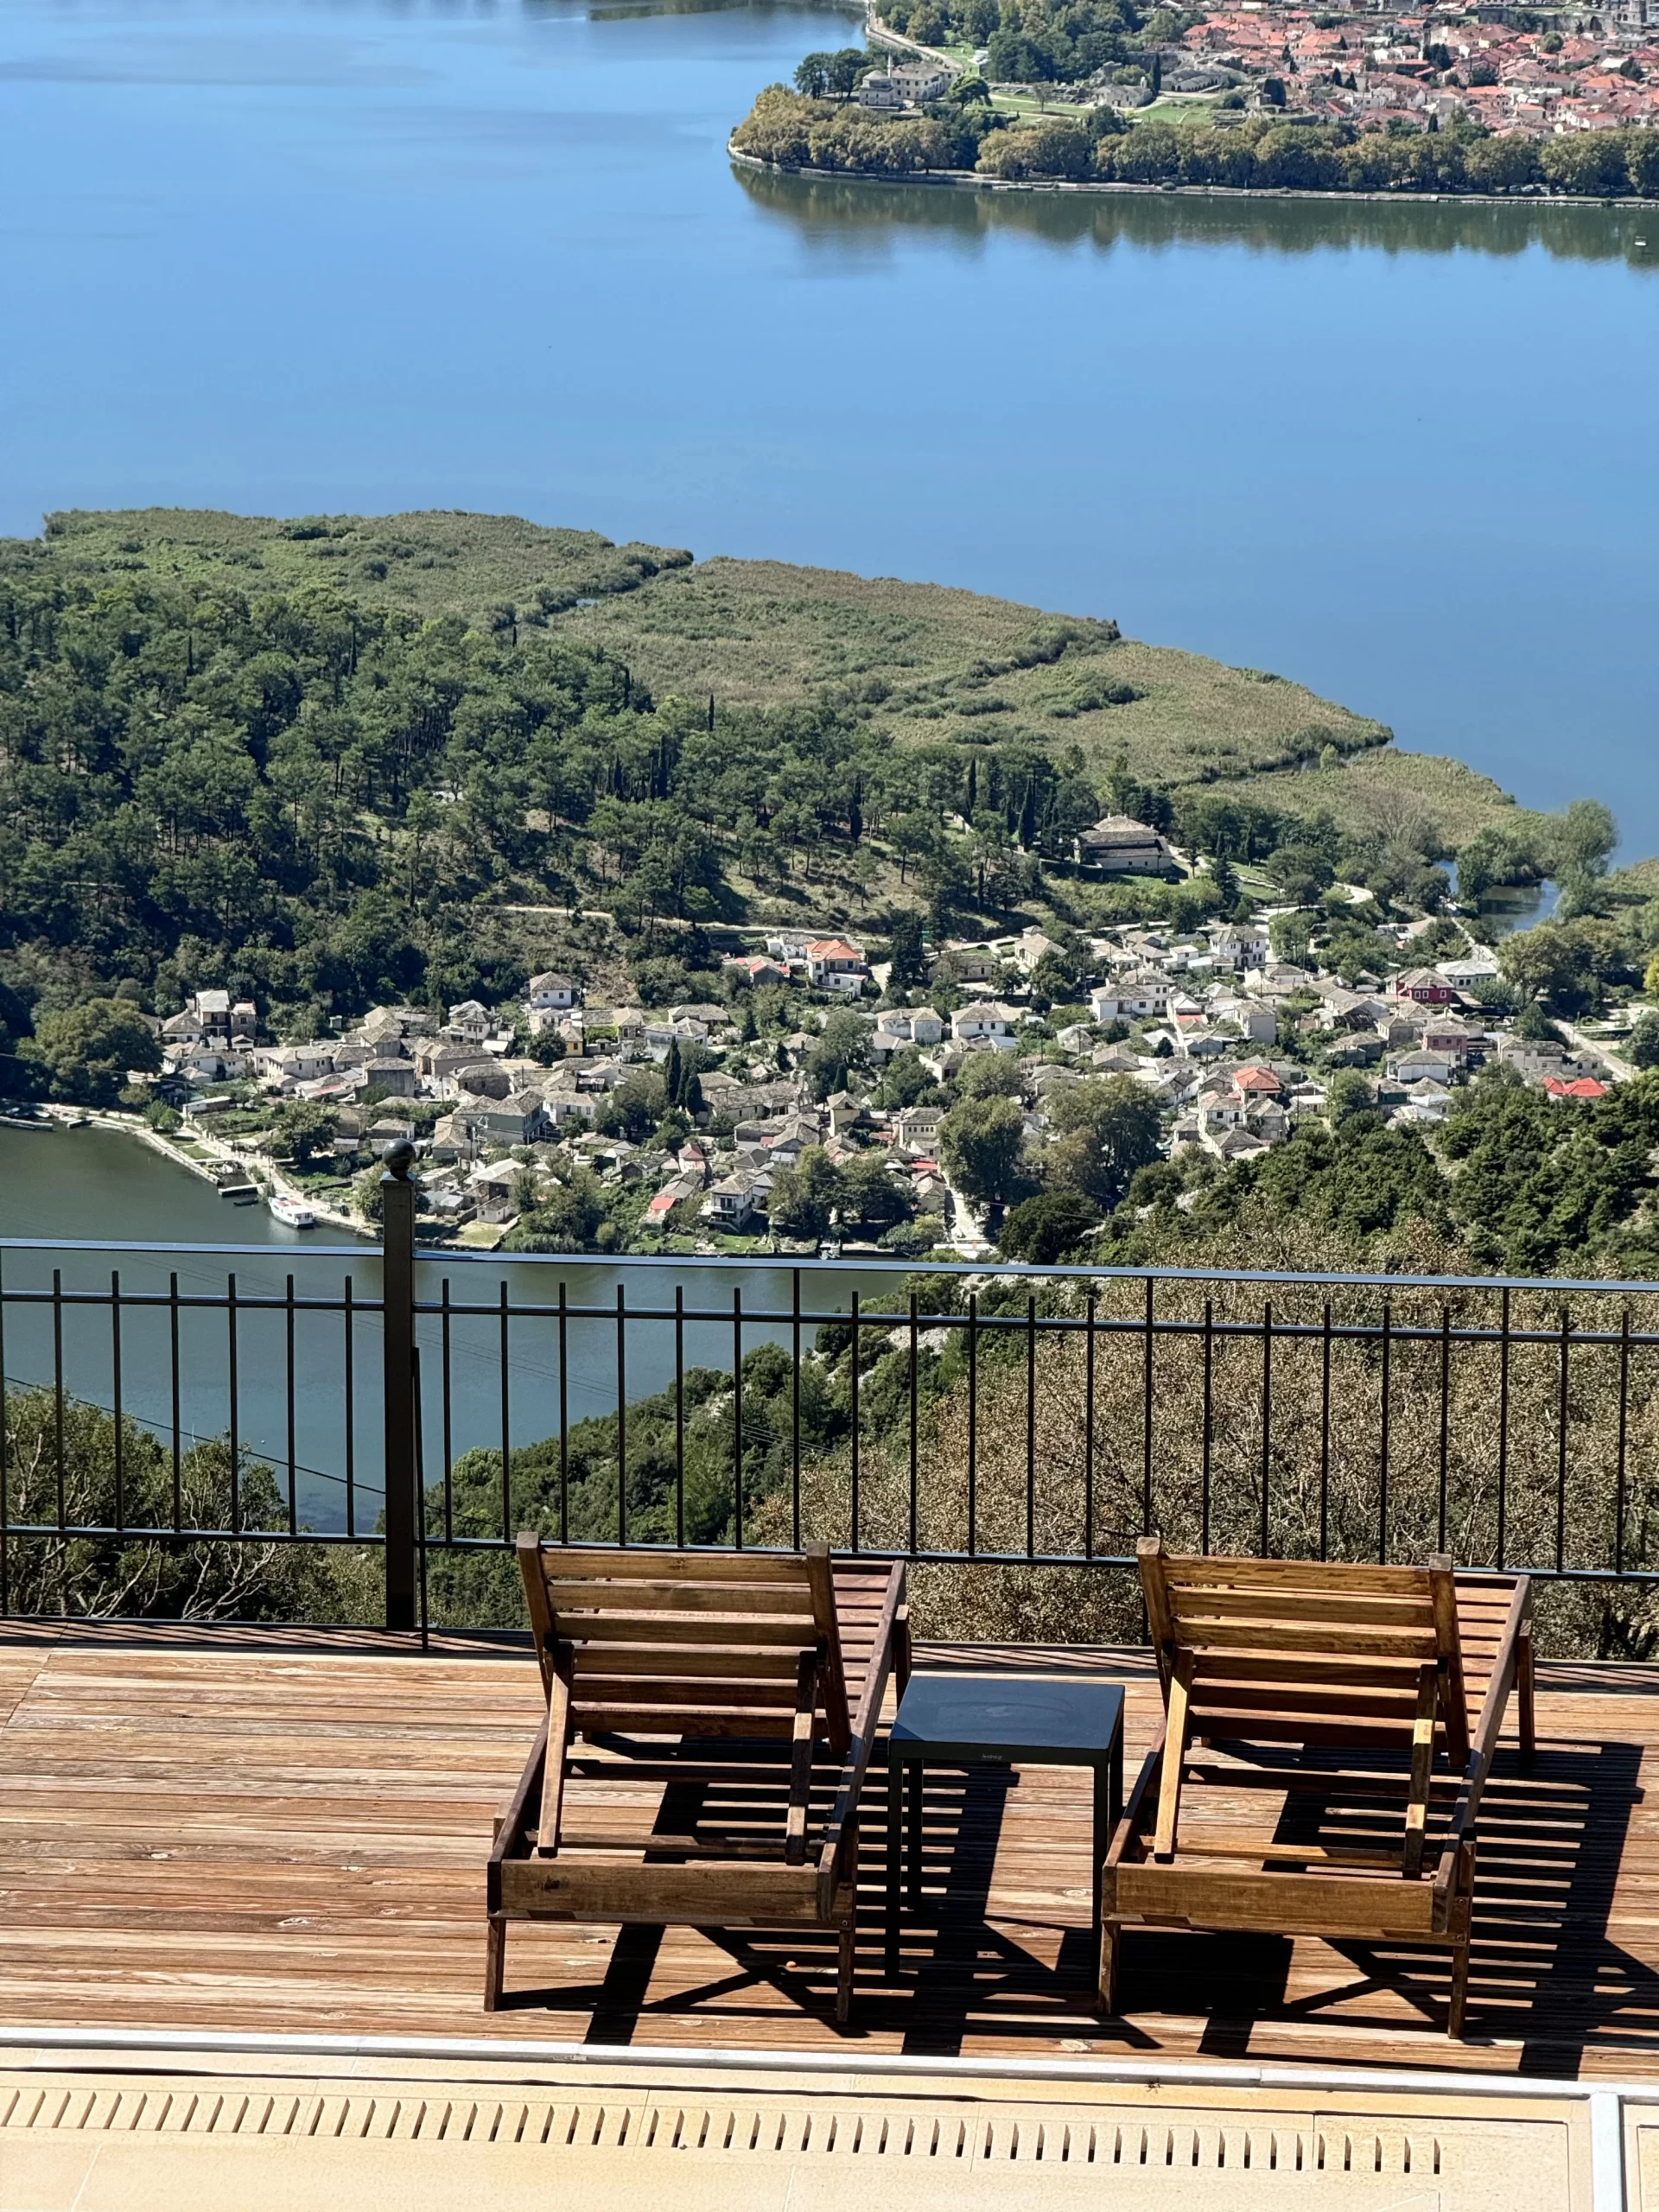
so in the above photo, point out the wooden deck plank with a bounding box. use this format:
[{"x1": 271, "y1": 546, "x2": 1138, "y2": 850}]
[{"x1": 1, "y1": 1623, "x2": 1656, "y2": 2075}]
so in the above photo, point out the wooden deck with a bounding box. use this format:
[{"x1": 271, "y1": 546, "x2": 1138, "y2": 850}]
[{"x1": 3, "y1": 1620, "x2": 1658, "y2": 2078}]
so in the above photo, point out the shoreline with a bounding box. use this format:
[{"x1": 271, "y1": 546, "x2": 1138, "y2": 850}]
[
  {"x1": 16, "y1": 1107, "x2": 376, "y2": 1242},
  {"x1": 728, "y1": 144, "x2": 1659, "y2": 209}
]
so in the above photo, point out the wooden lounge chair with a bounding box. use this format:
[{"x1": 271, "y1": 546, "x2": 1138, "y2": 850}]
[
  {"x1": 1102, "y1": 1539, "x2": 1535, "y2": 2037},
  {"x1": 487, "y1": 1537, "x2": 908, "y2": 2024}
]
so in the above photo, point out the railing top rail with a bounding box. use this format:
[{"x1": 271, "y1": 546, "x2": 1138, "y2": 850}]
[{"x1": 4, "y1": 1235, "x2": 1659, "y2": 1300}]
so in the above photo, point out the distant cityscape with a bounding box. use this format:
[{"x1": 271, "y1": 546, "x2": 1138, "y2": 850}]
[
  {"x1": 1167, "y1": 0, "x2": 1659, "y2": 138},
  {"x1": 861, "y1": 0, "x2": 1659, "y2": 139}
]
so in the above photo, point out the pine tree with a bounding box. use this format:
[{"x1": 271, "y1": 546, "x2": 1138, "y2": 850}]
[
  {"x1": 664, "y1": 1038, "x2": 683, "y2": 1108},
  {"x1": 965, "y1": 756, "x2": 978, "y2": 817},
  {"x1": 849, "y1": 773, "x2": 863, "y2": 845},
  {"x1": 1019, "y1": 780, "x2": 1038, "y2": 849}
]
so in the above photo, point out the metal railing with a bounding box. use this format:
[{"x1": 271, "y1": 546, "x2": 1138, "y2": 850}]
[{"x1": 5, "y1": 1153, "x2": 1659, "y2": 1624}]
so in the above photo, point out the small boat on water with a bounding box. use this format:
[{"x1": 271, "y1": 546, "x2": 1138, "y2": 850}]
[{"x1": 268, "y1": 1193, "x2": 316, "y2": 1229}]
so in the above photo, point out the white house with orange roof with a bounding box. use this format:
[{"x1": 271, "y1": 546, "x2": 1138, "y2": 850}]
[{"x1": 804, "y1": 938, "x2": 868, "y2": 995}]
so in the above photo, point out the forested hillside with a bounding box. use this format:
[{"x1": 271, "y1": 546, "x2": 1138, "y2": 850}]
[{"x1": 0, "y1": 506, "x2": 1534, "y2": 1046}]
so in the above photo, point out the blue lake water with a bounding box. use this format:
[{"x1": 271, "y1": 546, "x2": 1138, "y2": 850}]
[
  {"x1": 1, "y1": 0, "x2": 1656, "y2": 851},
  {"x1": 0, "y1": 1124, "x2": 886, "y2": 1533}
]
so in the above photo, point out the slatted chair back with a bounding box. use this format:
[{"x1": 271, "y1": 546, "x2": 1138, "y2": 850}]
[
  {"x1": 1137, "y1": 1539, "x2": 1470, "y2": 1874},
  {"x1": 517, "y1": 1536, "x2": 851, "y2": 1753}
]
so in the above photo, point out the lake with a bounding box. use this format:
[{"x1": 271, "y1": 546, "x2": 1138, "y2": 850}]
[
  {"x1": 0, "y1": 1123, "x2": 884, "y2": 1534},
  {"x1": 1, "y1": 0, "x2": 1656, "y2": 852}
]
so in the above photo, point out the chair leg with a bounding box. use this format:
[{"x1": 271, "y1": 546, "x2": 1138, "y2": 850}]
[
  {"x1": 1447, "y1": 1933, "x2": 1471, "y2": 2039},
  {"x1": 1097, "y1": 1919, "x2": 1122, "y2": 2017},
  {"x1": 484, "y1": 1916, "x2": 505, "y2": 2012},
  {"x1": 1518, "y1": 1622, "x2": 1536, "y2": 1768},
  {"x1": 836, "y1": 1916, "x2": 856, "y2": 2026}
]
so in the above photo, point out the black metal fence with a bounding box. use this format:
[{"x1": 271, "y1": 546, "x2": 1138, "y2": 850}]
[{"x1": 4, "y1": 1157, "x2": 1659, "y2": 1624}]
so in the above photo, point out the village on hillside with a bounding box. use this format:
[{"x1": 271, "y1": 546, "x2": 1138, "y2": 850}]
[{"x1": 118, "y1": 811, "x2": 1631, "y2": 1255}]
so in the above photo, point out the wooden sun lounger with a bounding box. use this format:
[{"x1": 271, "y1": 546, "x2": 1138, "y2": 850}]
[
  {"x1": 1102, "y1": 1539, "x2": 1535, "y2": 2037},
  {"x1": 486, "y1": 1537, "x2": 909, "y2": 2024}
]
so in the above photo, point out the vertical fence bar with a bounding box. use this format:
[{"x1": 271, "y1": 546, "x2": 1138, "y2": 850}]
[
  {"x1": 1556, "y1": 1304, "x2": 1571, "y2": 1575},
  {"x1": 1497, "y1": 1286, "x2": 1511, "y2": 1571},
  {"x1": 412, "y1": 1344, "x2": 429, "y2": 1650},
  {"x1": 1201, "y1": 1297, "x2": 1213, "y2": 1555},
  {"x1": 111, "y1": 1271, "x2": 124, "y2": 1535},
  {"x1": 1141, "y1": 1275, "x2": 1154, "y2": 1537},
  {"x1": 1617, "y1": 1306, "x2": 1631, "y2": 1575},
  {"x1": 52, "y1": 1268, "x2": 65, "y2": 1531},
  {"x1": 675, "y1": 1284, "x2": 686, "y2": 1550},
  {"x1": 380, "y1": 1153, "x2": 418, "y2": 1629},
  {"x1": 1437, "y1": 1306, "x2": 1451, "y2": 1556},
  {"x1": 343, "y1": 1276, "x2": 356, "y2": 1541},
  {"x1": 1377, "y1": 1299, "x2": 1391, "y2": 1567},
  {"x1": 966, "y1": 1291, "x2": 977, "y2": 1560},
  {"x1": 790, "y1": 1269, "x2": 802, "y2": 1552},
  {"x1": 909, "y1": 1292, "x2": 919, "y2": 1558},
  {"x1": 499, "y1": 1282, "x2": 512, "y2": 1546},
  {"x1": 732, "y1": 1287, "x2": 744, "y2": 1550},
  {"x1": 227, "y1": 1272, "x2": 240, "y2": 1533},
  {"x1": 1259, "y1": 1296, "x2": 1271, "y2": 1559},
  {"x1": 0, "y1": 1252, "x2": 9, "y2": 1615},
  {"x1": 1319, "y1": 1301, "x2": 1332, "y2": 1561},
  {"x1": 1084, "y1": 1292, "x2": 1096, "y2": 1560},
  {"x1": 169, "y1": 1268, "x2": 182, "y2": 1534},
  {"x1": 1026, "y1": 1294, "x2": 1037, "y2": 1560},
  {"x1": 284, "y1": 1274, "x2": 297, "y2": 1538},
  {"x1": 441, "y1": 1279, "x2": 454, "y2": 1549},
  {"x1": 557, "y1": 1281, "x2": 569, "y2": 1545},
  {"x1": 849, "y1": 1289, "x2": 861, "y2": 1554},
  {"x1": 615, "y1": 1283, "x2": 626, "y2": 1547}
]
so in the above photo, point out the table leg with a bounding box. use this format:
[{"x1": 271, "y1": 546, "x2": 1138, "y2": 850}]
[
  {"x1": 886, "y1": 1750, "x2": 902, "y2": 1980},
  {"x1": 906, "y1": 1758, "x2": 924, "y2": 1913},
  {"x1": 1092, "y1": 1760, "x2": 1109, "y2": 1936}
]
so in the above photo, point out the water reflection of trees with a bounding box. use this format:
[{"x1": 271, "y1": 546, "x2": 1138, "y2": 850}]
[{"x1": 732, "y1": 162, "x2": 1656, "y2": 267}]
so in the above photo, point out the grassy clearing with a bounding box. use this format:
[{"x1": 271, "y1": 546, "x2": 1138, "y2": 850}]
[
  {"x1": 1198, "y1": 745, "x2": 1543, "y2": 853},
  {"x1": 32, "y1": 506, "x2": 693, "y2": 622},
  {"x1": 565, "y1": 552, "x2": 1393, "y2": 791}
]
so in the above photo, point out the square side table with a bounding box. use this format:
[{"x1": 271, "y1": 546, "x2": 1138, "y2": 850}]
[{"x1": 884, "y1": 1672, "x2": 1125, "y2": 1981}]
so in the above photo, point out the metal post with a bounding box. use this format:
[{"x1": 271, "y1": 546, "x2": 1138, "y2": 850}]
[{"x1": 380, "y1": 1143, "x2": 418, "y2": 1632}]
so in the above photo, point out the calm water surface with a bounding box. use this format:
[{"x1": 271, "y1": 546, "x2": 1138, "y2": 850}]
[
  {"x1": 0, "y1": 1124, "x2": 882, "y2": 1532},
  {"x1": 2, "y1": 0, "x2": 1656, "y2": 849}
]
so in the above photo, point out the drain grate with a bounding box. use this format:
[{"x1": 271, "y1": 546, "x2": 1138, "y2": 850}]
[
  {"x1": 0, "y1": 2083, "x2": 1440, "y2": 2177},
  {"x1": 0, "y1": 2070, "x2": 1584, "y2": 2209}
]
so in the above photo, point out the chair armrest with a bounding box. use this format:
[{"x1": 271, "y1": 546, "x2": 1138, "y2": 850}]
[
  {"x1": 1106, "y1": 1729, "x2": 1166, "y2": 1872},
  {"x1": 817, "y1": 1567, "x2": 906, "y2": 1918},
  {"x1": 1435, "y1": 1577, "x2": 1529, "y2": 1896},
  {"x1": 489, "y1": 1715, "x2": 549, "y2": 1871}
]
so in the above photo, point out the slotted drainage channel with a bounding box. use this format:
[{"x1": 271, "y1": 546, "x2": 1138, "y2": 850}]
[{"x1": 0, "y1": 2071, "x2": 1580, "y2": 2209}]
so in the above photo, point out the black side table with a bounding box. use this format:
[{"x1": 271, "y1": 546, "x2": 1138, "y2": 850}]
[{"x1": 884, "y1": 1672, "x2": 1125, "y2": 1980}]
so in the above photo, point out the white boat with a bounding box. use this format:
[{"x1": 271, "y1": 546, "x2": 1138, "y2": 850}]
[{"x1": 268, "y1": 1193, "x2": 316, "y2": 1229}]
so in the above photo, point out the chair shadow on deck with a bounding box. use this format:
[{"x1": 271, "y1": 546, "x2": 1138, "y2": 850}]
[
  {"x1": 1111, "y1": 1736, "x2": 1656, "y2": 2065},
  {"x1": 482, "y1": 1728, "x2": 1657, "y2": 2067}
]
